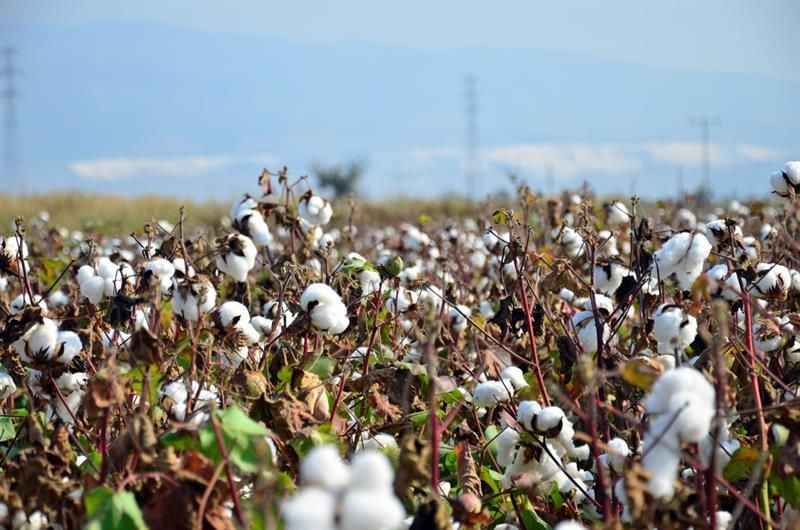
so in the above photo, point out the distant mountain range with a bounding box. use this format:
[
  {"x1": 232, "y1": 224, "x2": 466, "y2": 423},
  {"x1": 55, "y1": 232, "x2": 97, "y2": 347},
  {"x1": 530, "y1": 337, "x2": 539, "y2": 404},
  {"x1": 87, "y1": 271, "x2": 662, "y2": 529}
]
[{"x1": 2, "y1": 21, "x2": 798, "y2": 199}]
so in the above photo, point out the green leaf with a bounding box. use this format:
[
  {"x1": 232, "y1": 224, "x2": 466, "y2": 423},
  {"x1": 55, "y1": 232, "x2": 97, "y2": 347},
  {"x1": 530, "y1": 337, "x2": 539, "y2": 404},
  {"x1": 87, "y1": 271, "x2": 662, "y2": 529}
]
[
  {"x1": 521, "y1": 508, "x2": 551, "y2": 530},
  {"x1": 0, "y1": 417, "x2": 16, "y2": 442},
  {"x1": 439, "y1": 388, "x2": 465, "y2": 406},
  {"x1": 770, "y1": 474, "x2": 800, "y2": 508},
  {"x1": 548, "y1": 481, "x2": 564, "y2": 510},
  {"x1": 723, "y1": 446, "x2": 762, "y2": 483},
  {"x1": 85, "y1": 489, "x2": 148, "y2": 530},
  {"x1": 307, "y1": 355, "x2": 336, "y2": 380},
  {"x1": 198, "y1": 405, "x2": 269, "y2": 473}
]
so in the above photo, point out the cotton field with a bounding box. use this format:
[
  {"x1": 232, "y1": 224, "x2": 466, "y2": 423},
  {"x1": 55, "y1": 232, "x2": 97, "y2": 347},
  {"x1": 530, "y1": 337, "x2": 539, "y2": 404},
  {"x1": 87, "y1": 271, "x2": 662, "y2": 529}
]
[{"x1": 1, "y1": 163, "x2": 800, "y2": 530}]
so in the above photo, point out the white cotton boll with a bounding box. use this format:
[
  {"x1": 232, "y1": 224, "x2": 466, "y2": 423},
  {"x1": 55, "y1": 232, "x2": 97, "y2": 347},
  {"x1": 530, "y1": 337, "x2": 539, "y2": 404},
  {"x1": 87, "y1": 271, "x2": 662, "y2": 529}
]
[
  {"x1": 359, "y1": 432, "x2": 399, "y2": 452},
  {"x1": 172, "y1": 280, "x2": 216, "y2": 321},
  {"x1": 350, "y1": 449, "x2": 395, "y2": 491},
  {"x1": 216, "y1": 253, "x2": 251, "y2": 283},
  {"x1": 1, "y1": 235, "x2": 28, "y2": 260},
  {"x1": 483, "y1": 230, "x2": 510, "y2": 251},
  {"x1": 469, "y1": 251, "x2": 487, "y2": 268},
  {"x1": 559, "y1": 288, "x2": 575, "y2": 303},
  {"x1": 217, "y1": 301, "x2": 250, "y2": 328},
  {"x1": 237, "y1": 209, "x2": 273, "y2": 247},
  {"x1": 558, "y1": 227, "x2": 585, "y2": 258},
  {"x1": 76, "y1": 264, "x2": 95, "y2": 286},
  {"x1": 572, "y1": 311, "x2": 609, "y2": 354},
  {"x1": 386, "y1": 287, "x2": 418, "y2": 314},
  {"x1": 221, "y1": 345, "x2": 250, "y2": 370},
  {"x1": 47, "y1": 290, "x2": 69, "y2": 307},
  {"x1": 230, "y1": 195, "x2": 258, "y2": 220},
  {"x1": 606, "y1": 201, "x2": 631, "y2": 227},
  {"x1": 54, "y1": 331, "x2": 82, "y2": 365},
  {"x1": 80, "y1": 275, "x2": 106, "y2": 304},
  {"x1": 642, "y1": 429, "x2": 681, "y2": 499},
  {"x1": 161, "y1": 380, "x2": 189, "y2": 405},
  {"x1": 502, "y1": 261, "x2": 518, "y2": 280},
  {"x1": 606, "y1": 437, "x2": 630, "y2": 473},
  {"x1": 707, "y1": 264, "x2": 743, "y2": 301},
  {"x1": 358, "y1": 269, "x2": 382, "y2": 295},
  {"x1": 516, "y1": 400, "x2": 542, "y2": 431},
  {"x1": 597, "y1": 229, "x2": 619, "y2": 257},
  {"x1": 145, "y1": 257, "x2": 175, "y2": 281},
  {"x1": 103, "y1": 276, "x2": 120, "y2": 297},
  {"x1": 300, "y1": 283, "x2": 342, "y2": 311},
  {"x1": 55, "y1": 372, "x2": 88, "y2": 392},
  {"x1": 593, "y1": 261, "x2": 628, "y2": 295},
  {"x1": 791, "y1": 270, "x2": 800, "y2": 292},
  {"x1": 653, "y1": 304, "x2": 697, "y2": 354},
  {"x1": 495, "y1": 427, "x2": 520, "y2": 467},
  {"x1": 501, "y1": 366, "x2": 528, "y2": 390},
  {"x1": 249, "y1": 316, "x2": 274, "y2": 337},
  {"x1": 676, "y1": 208, "x2": 697, "y2": 230},
  {"x1": 310, "y1": 301, "x2": 349, "y2": 335},
  {"x1": 0, "y1": 369, "x2": 17, "y2": 400},
  {"x1": 238, "y1": 322, "x2": 261, "y2": 345},
  {"x1": 281, "y1": 486, "x2": 336, "y2": 530},
  {"x1": 448, "y1": 304, "x2": 471, "y2": 332},
  {"x1": 652, "y1": 232, "x2": 711, "y2": 290},
  {"x1": 300, "y1": 445, "x2": 350, "y2": 491},
  {"x1": 554, "y1": 521, "x2": 587, "y2": 530},
  {"x1": 339, "y1": 490, "x2": 406, "y2": 530},
  {"x1": 535, "y1": 406, "x2": 565, "y2": 434},
  {"x1": 479, "y1": 300, "x2": 495, "y2": 319},
  {"x1": 95, "y1": 257, "x2": 118, "y2": 280},
  {"x1": 771, "y1": 161, "x2": 800, "y2": 198},
  {"x1": 172, "y1": 257, "x2": 195, "y2": 278},
  {"x1": 752, "y1": 263, "x2": 791, "y2": 298},
  {"x1": 52, "y1": 389, "x2": 84, "y2": 424},
  {"x1": 10, "y1": 293, "x2": 47, "y2": 315},
  {"x1": 300, "y1": 195, "x2": 334, "y2": 226},
  {"x1": 18, "y1": 318, "x2": 59, "y2": 362},
  {"x1": 473, "y1": 380, "x2": 514, "y2": 408},
  {"x1": 581, "y1": 294, "x2": 614, "y2": 315},
  {"x1": 715, "y1": 511, "x2": 733, "y2": 530}
]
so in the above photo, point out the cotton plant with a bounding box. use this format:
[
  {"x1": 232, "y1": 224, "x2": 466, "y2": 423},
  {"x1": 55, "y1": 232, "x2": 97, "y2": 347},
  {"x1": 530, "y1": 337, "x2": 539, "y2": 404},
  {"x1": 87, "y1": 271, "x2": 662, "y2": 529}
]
[
  {"x1": 281, "y1": 445, "x2": 406, "y2": 530},
  {"x1": 652, "y1": 303, "x2": 698, "y2": 359},
  {"x1": 299, "y1": 194, "x2": 334, "y2": 227},
  {"x1": 76, "y1": 256, "x2": 135, "y2": 304},
  {"x1": 172, "y1": 277, "x2": 217, "y2": 321},
  {"x1": 214, "y1": 300, "x2": 264, "y2": 368},
  {"x1": 160, "y1": 379, "x2": 220, "y2": 425},
  {"x1": 770, "y1": 160, "x2": 800, "y2": 198}
]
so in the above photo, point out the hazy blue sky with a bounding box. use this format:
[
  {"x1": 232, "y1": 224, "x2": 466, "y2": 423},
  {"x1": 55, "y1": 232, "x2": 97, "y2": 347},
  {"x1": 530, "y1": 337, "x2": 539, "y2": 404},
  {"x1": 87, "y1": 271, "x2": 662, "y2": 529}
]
[{"x1": 2, "y1": 1, "x2": 798, "y2": 199}]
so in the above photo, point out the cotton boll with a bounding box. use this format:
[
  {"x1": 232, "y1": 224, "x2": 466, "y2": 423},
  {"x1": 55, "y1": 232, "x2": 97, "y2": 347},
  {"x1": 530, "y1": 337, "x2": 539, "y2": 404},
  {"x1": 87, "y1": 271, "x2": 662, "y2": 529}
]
[
  {"x1": 606, "y1": 201, "x2": 631, "y2": 227},
  {"x1": 17, "y1": 318, "x2": 59, "y2": 362},
  {"x1": 706, "y1": 264, "x2": 742, "y2": 301},
  {"x1": 495, "y1": 427, "x2": 520, "y2": 467},
  {"x1": 501, "y1": 366, "x2": 528, "y2": 390},
  {"x1": 651, "y1": 232, "x2": 711, "y2": 290},
  {"x1": 217, "y1": 301, "x2": 250, "y2": 329},
  {"x1": 80, "y1": 275, "x2": 106, "y2": 305},
  {"x1": 216, "y1": 233, "x2": 257, "y2": 282},
  {"x1": 300, "y1": 283, "x2": 342, "y2": 311},
  {"x1": 558, "y1": 227, "x2": 585, "y2": 258},
  {"x1": 593, "y1": 261, "x2": 628, "y2": 295},
  {"x1": 310, "y1": 301, "x2": 349, "y2": 335},
  {"x1": 448, "y1": 304, "x2": 471, "y2": 333},
  {"x1": 716, "y1": 510, "x2": 733, "y2": 530},
  {"x1": 281, "y1": 487, "x2": 336, "y2": 530},
  {"x1": 145, "y1": 257, "x2": 175, "y2": 282},
  {"x1": 676, "y1": 208, "x2": 697, "y2": 230},
  {"x1": 300, "y1": 445, "x2": 350, "y2": 491},
  {"x1": 52, "y1": 389, "x2": 84, "y2": 424},
  {"x1": 236, "y1": 209, "x2": 273, "y2": 247},
  {"x1": 581, "y1": 294, "x2": 614, "y2": 315},
  {"x1": 358, "y1": 269, "x2": 382, "y2": 295},
  {"x1": 0, "y1": 369, "x2": 17, "y2": 400},
  {"x1": 554, "y1": 520, "x2": 587, "y2": 530},
  {"x1": 469, "y1": 251, "x2": 487, "y2": 268},
  {"x1": 386, "y1": 287, "x2": 418, "y2": 314},
  {"x1": 752, "y1": 263, "x2": 791, "y2": 298},
  {"x1": 642, "y1": 427, "x2": 682, "y2": 499},
  {"x1": 300, "y1": 195, "x2": 334, "y2": 226},
  {"x1": 653, "y1": 304, "x2": 697, "y2": 355},
  {"x1": 605, "y1": 437, "x2": 630, "y2": 473},
  {"x1": 9, "y1": 293, "x2": 47, "y2": 315},
  {"x1": 535, "y1": 406, "x2": 565, "y2": 434},
  {"x1": 339, "y1": 490, "x2": 406, "y2": 530},
  {"x1": 473, "y1": 380, "x2": 514, "y2": 408},
  {"x1": 559, "y1": 288, "x2": 575, "y2": 303},
  {"x1": 76, "y1": 264, "x2": 95, "y2": 286},
  {"x1": 771, "y1": 161, "x2": 800, "y2": 198},
  {"x1": 572, "y1": 311, "x2": 609, "y2": 354},
  {"x1": 359, "y1": 432, "x2": 399, "y2": 453},
  {"x1": 349, "y1": 449, "x2": 395, "y2": 491},
  {"x1": 54, "y1": 331, "x2": 82, "y2": 365},
  {"x1": 172, "y1": 257, "x2": 195, "y2": 279},
  {"x1": 597, "y1": 229, "x2": 619, "y2": 257},
  {"x1": 47, "y1": 290, "x2": 69, "y2": 307},
  {"x1": 516, "y1": 400, "x2": 542, "y2": 431},
  {"x1": 1, "y1": 235, "x2": 28, "y2": 260}
]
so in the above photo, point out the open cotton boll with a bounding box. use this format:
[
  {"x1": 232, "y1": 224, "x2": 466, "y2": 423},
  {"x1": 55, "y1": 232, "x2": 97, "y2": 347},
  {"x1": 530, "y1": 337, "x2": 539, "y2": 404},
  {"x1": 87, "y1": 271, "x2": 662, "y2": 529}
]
[
  {"x1": 216, "y1": 233, "x2": 257, "y2": 282},
  {"x1": 349, "y1": 449, "x2": 395, "y2": 491},
  {"x1": 15, "y1": 318, "x2": 59, "y2": 362},
  {"x1": 281, "y1": 486, "x2": 336, "y2": 530},
  {"x1": 572, "y1": 311, "x2": 609, "y2": 354},
  {"x1": 51, "y1": 389, "x2": 85, "y2": 424},
  {"x1": 339, "y1": 490, "x2": 406, "y2": 530},
  {"x1": 653, "y1": 304, "x2": 697, "y2": 355},
  {"x1": 770, "y1": 161, "x2": 800, "y2": 198},
  {"x1": 652, "y1": 232, "x2": 712, "y2": 290},
  {"x1": 10, "y1": 292, "x2": 48, "y2": 315},
  {"x1": 559, "y1": 288, "x2": 575, "y2": 303},
  {"x1": 54, "y1": 331, "x2": 82, "y2": 365},
  {"x1": 0, "y1": 369, "x2": 17, "y2": 400},
  {"x1": 706, "y1": 264, "x2": 743, "y2": 301},
  {"x1": 47, "y1": 290, "x2": 69, "y2": 307},
  {"x1": 55, "y1": 372, "x2": 88, "y2": 392},
  {"x1": 554, "y1": 521, "x2": 587, "y2": 530},
  {"x1": 606, "y1": 201, "x2": 631, "y2": 227},
  {"x1": 597, "y1": 229, "x2": 619, "y2": 257},
  {"x1": 0, "y1": 234, "x2": 28, "y2": 260},
  {"x1": 676, "y1": 208, "x2": 697, "y2": 230},
  {"x1": 448, "y1": 304, "x2": 471, "y2": 333},
  {"x1": 495, "y1": 427, "x2": 520, "y2": 467},
  {"x1": 300, "y1": 445, "x2": 350, "y2": 491},
  {"x1": 580, "y1": 294, "x2": 614, "y2": 315},
  {"x1": 359, "y1": 432, "x2": 399, "y2": 453},
  {"x1": 358, "y1": 269, "x2": 382, "y2": 296},
  {"x1": 300, "y1": 195, "x2": 334, "y2": 226},
  {"x1": 535, "y1": 406, "x2": 565, "y2": 434},
  {"x1": 473, "y1": 380, "x2": 514, "y2": 408},
  {"x1": 516, "y1": 400, "x2": 542, "y2": 431},
  {"x1": 386, "y1": 287, "x2": 418, "y2": 314},
  {"x1": 593, "y1": 261, "x2": 628, "y2": 295},
  {"x1": 310, "y1": 301, "x2": 349, "y2": 335},
  {"x1": 642, "y1": 425, "x2": 682, "y2": 499},
  {"x1": 79, "y1": 275, "x2": 106, "y2": 305},
  {"x1": 703, "y1": 219, "x2": 742, "y2": 248},
  {"x1": 235, "y1": 209, "x2": 273, "y2": 247},
  {"x1": 605, "y1": 437, "x2": 630, "y2": 473},
  {"x1": 300, "y1": 283, "x2": 342, "y2": 311},
  {"x1": 752, "y1": 263, "x2": 791, "y2": 298},
  {"x1": 172, "y1": 279, "x2": 217, "y2": 321},
  {"x1": 558, "y1": 227, "x2": 585, "y2": 258},
  {"x1": 501, "y1": 366, "x2": 528, "y2": 390},
  {"x1": 217, "y1": 301, "x2": 250, "y2": 328}
]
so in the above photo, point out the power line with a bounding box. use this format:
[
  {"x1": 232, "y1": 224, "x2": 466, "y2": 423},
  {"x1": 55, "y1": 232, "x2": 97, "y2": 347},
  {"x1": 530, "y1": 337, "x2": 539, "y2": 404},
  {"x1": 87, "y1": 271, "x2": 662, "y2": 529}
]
[
  {"x1": 1, "y1": 47, "x2": 19, "y2": 187},
  {"x1": 464, "y1": 74, "x2": 477, "y2": 198},
  {"x1": 689, "y1": 115, "x2": 720, "y2": 192}
]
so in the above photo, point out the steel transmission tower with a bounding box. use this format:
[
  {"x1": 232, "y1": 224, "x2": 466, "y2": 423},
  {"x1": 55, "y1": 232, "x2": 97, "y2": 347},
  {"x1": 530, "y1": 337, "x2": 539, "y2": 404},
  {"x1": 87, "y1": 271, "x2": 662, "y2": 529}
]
[
  {"x1": 465, "y1": 75, "x2": 478, "y2": 198},
  {"x1": 1, "y1": 47, "x2": 19, "y2": 187}
]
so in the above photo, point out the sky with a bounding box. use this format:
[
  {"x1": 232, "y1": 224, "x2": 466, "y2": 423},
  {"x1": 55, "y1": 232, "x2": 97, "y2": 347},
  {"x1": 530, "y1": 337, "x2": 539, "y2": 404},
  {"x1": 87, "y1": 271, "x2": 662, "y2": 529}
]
[{"x1": 1, "y1": 1, "x2": 799, "y2": 199}]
